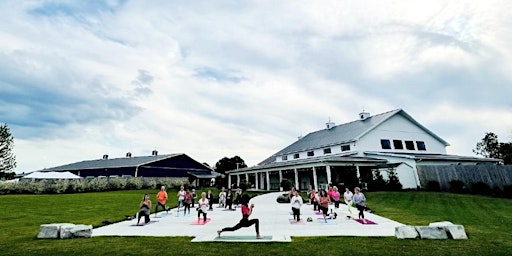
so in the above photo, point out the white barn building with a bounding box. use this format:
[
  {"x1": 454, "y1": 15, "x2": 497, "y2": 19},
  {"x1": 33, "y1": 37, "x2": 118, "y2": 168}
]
[{"x1": 226, "y1": 109, "x2": 500, "y2": 191}]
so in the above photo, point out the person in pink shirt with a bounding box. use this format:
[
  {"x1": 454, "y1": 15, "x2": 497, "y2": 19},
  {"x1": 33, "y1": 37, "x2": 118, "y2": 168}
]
[
  {"x1": 217, "y1": 194, "x2": 263, "y2": 239},
  {"x1": 331, "y1": 186, "x2": 341, "y2": 209}
]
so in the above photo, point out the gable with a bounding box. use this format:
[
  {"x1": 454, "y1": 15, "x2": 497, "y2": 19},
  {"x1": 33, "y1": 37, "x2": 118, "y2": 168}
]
[{"x1": 259, "y1": 109, "x2": 449, "y2": 165}]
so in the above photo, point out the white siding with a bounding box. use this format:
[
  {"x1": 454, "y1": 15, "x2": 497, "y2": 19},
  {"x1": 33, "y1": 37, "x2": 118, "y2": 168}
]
[{"x1": 357, "y1": 114, "x2": 447, "y2": 154}]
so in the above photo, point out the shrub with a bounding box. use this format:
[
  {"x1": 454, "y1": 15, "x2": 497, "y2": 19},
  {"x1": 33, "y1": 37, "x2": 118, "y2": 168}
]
[
  {"x1": 503, "y1": 185, "x2": 512, "y2": 198},
  {"x1": 386, "y1": 168, "x2": 402, "y2": 191},
  {"x1": 126, "y1": 177, "x2": 143, "y2": 190},
  {"x1": 491, "y1": 186, "x2": 503, "y2": 197},
  {"x1": 280, "y1": 179, "x2": 292, "y2": 191},
  {"x1": 471, "y1": 182, "x2": 491, "y2": 195},
  {"x1": 369, "y1": 169, "x2": 387, "y2": 191},
  {"x1": 108, "y1": 178, "x2": 127, "y2": 190},
  {"x1": 426, "y1": 180, "x2": 441, "y2": 192},
  {"x1": 449, "y1": 180, "x2": 466, "y2": 193},
  {"x1": 239, "y1": 180, "x2": 250, "y2": 190},
  {"x1": 276, "y1": 193, "x2": 290, "y2": 203}
]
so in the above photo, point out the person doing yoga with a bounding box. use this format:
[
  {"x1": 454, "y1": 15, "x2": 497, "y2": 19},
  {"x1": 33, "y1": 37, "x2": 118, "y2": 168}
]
[{"x1": 217, "y1": 194, "x2": 263, "y2": 239}]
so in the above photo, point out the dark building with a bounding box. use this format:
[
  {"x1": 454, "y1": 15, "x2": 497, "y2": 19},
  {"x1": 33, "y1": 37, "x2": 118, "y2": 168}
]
[{"x1": 46, "y1": 152, "x2": 218, "y2": 183}]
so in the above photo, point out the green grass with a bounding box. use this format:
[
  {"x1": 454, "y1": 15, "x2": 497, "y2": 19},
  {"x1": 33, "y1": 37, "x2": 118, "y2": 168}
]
[{"x1": 0, "y1": 190, "x2": 511, "y2": 256}]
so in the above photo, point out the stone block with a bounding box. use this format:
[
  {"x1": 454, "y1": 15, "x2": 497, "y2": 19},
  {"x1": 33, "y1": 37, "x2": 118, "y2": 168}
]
[
  {"x1": 60, "y1": 224, "x2": 93, "y2": 239},
  {"x1": 416, "y1": 226, "x2": 448, "y2": 239},
  {"x1": 443, "y1": 225, "x2": 468, "y2": 239},
  {"x1": 37, "y1": 223, "x2": 73, "y2": 239},
  {"x1": 429, "y1": 221, "x2": 454, "y2": 227},
  {"x1": 395, "y1": 226, "x2": 419, "y2": 239}
]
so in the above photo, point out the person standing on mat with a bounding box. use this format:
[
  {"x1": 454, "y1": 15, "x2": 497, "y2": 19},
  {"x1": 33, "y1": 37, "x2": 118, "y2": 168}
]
[
  {"x1": 332, "y1": 186, "x2": 341, "y2": 209},
  {"x1": 234, "y1": 188, "x2": 242, "y2": 208},
  {"x1": 191, "y1": 189, "x2": 197, "y2": 208},
  {"x1": 344, "y1": 187, "x2": 354, "y2": 217},
  {"x1": 217, "y1": 194, "x2": 263, "y2": 239},
  {"x1": 318, "y1": 190, "x2": 331, "y2": 222},
  {"x1": 137, "y1": 194, "x2": 152, "y2": 225},
  {"x1": 154, "y1": 186, "x2": 169, "y2": 217},
  {"x1": 353, "y1": 187, "x2": 369, "y2": 223},
  {"x1": 176, "y1": 186, "x2": 186, "y2": 214},
  {"x1": 225, "y1": 189, "x2": 234, "y2": 210},
  {"x1": 183, "y1": 189, "x2": 193, "y2": 215},
  {"x1": 290, "y1": 190, "x2": 303, "y2": 222},
  {"x1": 197, "y1": 192, "x2": 209, "y2": 223},
  {"x1": 207, "y1": 189, "x2": 215, "y2": 211},
  {"x1": 218, "y1": 188, "x2": 226, "y2": 208}
]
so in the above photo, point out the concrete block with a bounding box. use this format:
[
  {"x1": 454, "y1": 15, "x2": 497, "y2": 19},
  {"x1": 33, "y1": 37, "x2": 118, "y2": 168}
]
[
  {"x1": 37, "y1": 223, "x2": 73, "y2": 239},
  {"x1": 60, "y1": 224, "x2": 93, "y2": 239},
  {"x1": 416, "y1": 226, "x2": 448, "y2": 239},
  {"x1": 395, "y1": 226, "x2": 419, "y2": 239},
  {"x1": 429, "y1": 221, "x2": 454, "y2": 227}
]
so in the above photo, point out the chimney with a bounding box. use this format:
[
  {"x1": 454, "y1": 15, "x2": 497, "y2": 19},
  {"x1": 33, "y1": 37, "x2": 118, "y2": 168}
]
[
  {"x1": 152, "y1": 150, "x2": 158, "y2": 156},
  {"x1": 359, "y1": 111, "x2": 370, "y2": 120},
  {"x1": 326, "y1": 118, "x2": 335, "y2": 129},
  {"x1": 126, "y1": 152, "x2": 132, "y2": 158},
  {"x1": 102, "y1": 154, "x2": 108, "y2": 160}
]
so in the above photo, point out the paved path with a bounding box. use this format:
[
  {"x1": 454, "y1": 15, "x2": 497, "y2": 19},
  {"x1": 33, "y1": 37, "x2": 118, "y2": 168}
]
[{"x1": 93, "y1": 192, "x2": 404, "y2": 242}]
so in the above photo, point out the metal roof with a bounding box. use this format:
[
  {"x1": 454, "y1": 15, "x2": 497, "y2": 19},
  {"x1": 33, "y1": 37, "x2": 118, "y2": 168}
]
[
  {"x1": 364, "y1": 152, "x2": 501, "y2": 163},
  {"x1": 47, "y1": 154, "x2": 183, "y2": 171},
  {"x1": 229, "y1": 153, "x2": 387, "y2": 174},
  {"x1": 259, "y1": 109, "x2": 450, "y2": 165}
]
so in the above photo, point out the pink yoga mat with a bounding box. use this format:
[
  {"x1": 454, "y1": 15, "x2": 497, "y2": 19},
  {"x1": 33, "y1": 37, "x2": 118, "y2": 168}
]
[
  {"x1": 354, "y1": 219, "x2": 377, "y2": 225},
  {"x1": 191, "y1": 218, "x2": 211, "y2": 225}
]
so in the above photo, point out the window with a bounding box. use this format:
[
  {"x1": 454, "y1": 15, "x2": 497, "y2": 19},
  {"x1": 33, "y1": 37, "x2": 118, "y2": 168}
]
[
  {"x1": 416, "y1": 141, "x2": 426, "y2": 151},
  {"x1": 307, "y1": 151, "x2": 314, "y2": 157},
  {"x1": 381, "y1": 139, "x2": 391, "y2": 149},
  {"x1": 341, "y1": 145, "x2": 350, "y2": 151},
  {"x1": 323, "y1": 148, "x2": 332, "y2": 154},
  {"x1": 281, "y1": 155, "x2": 288, "y2": 161},
  {"x1": 294, "y1": 153, "x2": 300, "y2": 159},
  {"x1": 405, "y1": 140, "x2": 415, "y2": 150},
  {"x1": 393, "y1": 140, "x2": 403, "y2": 149}
]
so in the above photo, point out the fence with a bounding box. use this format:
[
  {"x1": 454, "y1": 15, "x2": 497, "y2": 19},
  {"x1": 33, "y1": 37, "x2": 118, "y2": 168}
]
[{"x1": 417, "y1": 165, "x2": 512, "y2": 191}]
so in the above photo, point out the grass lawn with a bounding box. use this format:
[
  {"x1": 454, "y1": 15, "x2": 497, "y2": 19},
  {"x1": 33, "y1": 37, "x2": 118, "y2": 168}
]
[{"x1": 0, "y1": 190, "x2": 511, "y2": 256}]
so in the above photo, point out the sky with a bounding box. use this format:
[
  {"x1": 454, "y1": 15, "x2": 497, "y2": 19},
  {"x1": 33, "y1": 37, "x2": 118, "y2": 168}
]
[{"x1": 1, "y1": 0, "x2": 512, "y2": 174}]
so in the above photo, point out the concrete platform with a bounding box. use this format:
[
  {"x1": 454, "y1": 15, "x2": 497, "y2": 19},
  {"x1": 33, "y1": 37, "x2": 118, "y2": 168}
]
[{"x1": 92, "y1": 192, "x2": 404, "y2": 242}]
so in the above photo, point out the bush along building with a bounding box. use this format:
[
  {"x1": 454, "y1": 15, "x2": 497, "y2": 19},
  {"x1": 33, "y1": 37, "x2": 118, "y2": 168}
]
[{"x1": 226, "y1": 109, "x2": 504, "y2": 191}]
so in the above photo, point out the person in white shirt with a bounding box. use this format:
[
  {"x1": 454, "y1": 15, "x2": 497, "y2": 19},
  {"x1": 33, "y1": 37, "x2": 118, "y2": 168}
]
[
  {"x1": 218, "y1": 188, "x2": 226, "y2": 208},
  {"x1": 344, "y1": 187, "x2": 354, "y2": 217},
  {"x1": 177, "y1": 186, "x2": 186, "y2": 213},
  {"x1": 290, "y1": 190, "x2": 303, "y2": 222},
  {"x1": 197, "y1": 192, "x2": 210, "y2": 223}
]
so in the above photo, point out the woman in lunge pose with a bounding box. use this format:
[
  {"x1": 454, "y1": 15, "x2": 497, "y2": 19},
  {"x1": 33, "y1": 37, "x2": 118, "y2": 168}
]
[
  {"x1": 217, "y1": 194, "x2": 263, "y2": 239},
  {"x1": 137, "y1": 194, "x2": 152, "y2": 225},
  {"x1": 353, "y1": 187, "x2": 370, "y2": 223}
]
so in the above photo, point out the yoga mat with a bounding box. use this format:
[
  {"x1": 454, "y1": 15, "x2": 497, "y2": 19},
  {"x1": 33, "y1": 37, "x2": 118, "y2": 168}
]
[
  {"x1": 354, "y1": 219, "x2": 377, "y2": 225},
  {"x1": 130, "y1": 220, "x2": 159, "y2": 226},
  {"x1": 214, "y1": 236, "x2": 272, "y2": 242},
  {"x1": 317, "y1": 218, "x2": 336, "y2": 225},
  {"x1": 191, "y1": 218, "x2": 211, "y2": 225},
  {"x1": 289, "y1": 219, "x2": 305, "y2": 225}
]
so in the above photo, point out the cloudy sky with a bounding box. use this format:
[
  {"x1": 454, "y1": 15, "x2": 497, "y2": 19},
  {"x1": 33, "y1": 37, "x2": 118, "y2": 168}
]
[{"x1": 2, "y1": 0, "x2": 512, "y2": 173}]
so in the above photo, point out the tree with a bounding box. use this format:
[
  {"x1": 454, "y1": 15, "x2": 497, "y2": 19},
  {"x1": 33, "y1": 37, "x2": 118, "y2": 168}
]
[
  {"x1": 0, "y1": 123, "x2": 16, "y2": 179},
  {"x1": 214, "y1": 156, "x2": 247, "y2": 174},
  {"x1": 474, "y1": 132, "x2": 512, "y2": 164},
  {"x1": 214, "y1": 156, "x2": 248, "y2": 188},
  {"x1": 473, "y1": 132, "x2": 500, "y2": 158},
  {"x1": 386, "y1": 168, "x2": 403, "y2": 191}
]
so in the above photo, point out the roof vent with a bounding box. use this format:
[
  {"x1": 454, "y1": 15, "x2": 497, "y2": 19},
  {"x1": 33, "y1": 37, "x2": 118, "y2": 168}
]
[
  {"x1": 152, "y1": 150, "x2": 158, "y2": 156},
  {"x1": 126, "y1": 152, "x2": 132, "y2": 158},
  {"x1": 359, "y1": 111, "x2": 370, "y2": 120},
  {"x1": 102, "y1": 154, "x2": 108, "y2": 160},
  {"x1": 326, "y1": 118, "x2": 335, "y2": 129}
]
